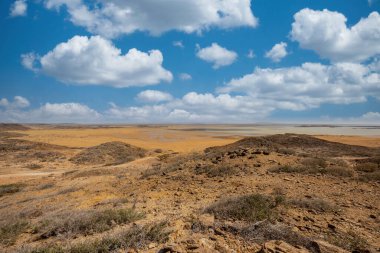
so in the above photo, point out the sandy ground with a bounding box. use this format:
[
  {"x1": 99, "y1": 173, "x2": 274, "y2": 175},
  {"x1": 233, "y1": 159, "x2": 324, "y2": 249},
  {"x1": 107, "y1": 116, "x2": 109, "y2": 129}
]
[{"x1": 12, "y1": 125, "x2": 380, "y2": 152}]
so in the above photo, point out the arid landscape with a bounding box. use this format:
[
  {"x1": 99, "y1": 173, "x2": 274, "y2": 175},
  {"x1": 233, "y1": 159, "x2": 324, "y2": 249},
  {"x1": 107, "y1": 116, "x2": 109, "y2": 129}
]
[{"x1": 0, "y1": 123, "x2": 379, "y2": 253}]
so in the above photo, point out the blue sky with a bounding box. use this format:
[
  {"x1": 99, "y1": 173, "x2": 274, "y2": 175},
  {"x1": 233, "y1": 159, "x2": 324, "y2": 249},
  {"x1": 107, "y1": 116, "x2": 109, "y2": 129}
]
[{"x1": 0, "y1": 0, "x2": 379, "y2": 123}]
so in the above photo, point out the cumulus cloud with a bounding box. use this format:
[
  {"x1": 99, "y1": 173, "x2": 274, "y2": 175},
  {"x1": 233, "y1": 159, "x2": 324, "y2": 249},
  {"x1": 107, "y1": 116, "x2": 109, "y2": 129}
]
[
  {"x1": 43, "y1": 0, "x2": 258, "y2": 38},
  {"x1": 179, "y1": 73, "x2": 192, "y2": 81},
  {"x1": 0, "y1": 96, "x2": 30, "y2": 109},
  {"x1": 22, "y1": 36, "x2": 172, "y2": 87},
  {"x1": 0, "y1": 98, "x2": 101, "y2": 123},
  {"x1": 196, "y1": 43, "x2": 238, "y2": 69},
  {"x1": 221, "y1": 62, "x2": 380, "y2": 110},
  {"x1": 136, "y1": 90, "x2": 173, "y2": 103},
  {"x1": 291, "y1": 9, "x2": 380, "y2": 62},
  {"x1": 10, "y1": 0, "x2": 27, "y2": 17},
  {"x1": 265, "y1": 42, "x2": 288, "y2": 62}
]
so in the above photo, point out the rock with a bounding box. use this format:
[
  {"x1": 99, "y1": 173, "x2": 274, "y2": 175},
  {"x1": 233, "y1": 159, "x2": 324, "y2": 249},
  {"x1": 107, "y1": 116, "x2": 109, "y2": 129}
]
[
  {"x1": 198, "y1": 214, "x2": 215, "y2": 228},
  {"x1": 260, "y1": 240, "x2": 309, "y2": 252},
  {"x1": 327, "y1": 223, "x2": 337, "y2": 232},
  {"x1": 310, "y1": 240, "x2": 349, "y2": 253},
  {"x1": 148, "y1": 242, "x2": 157, "y2": 249},
  {"x1": 369, "y1": 214, "x2": 376, "y2": 219}
]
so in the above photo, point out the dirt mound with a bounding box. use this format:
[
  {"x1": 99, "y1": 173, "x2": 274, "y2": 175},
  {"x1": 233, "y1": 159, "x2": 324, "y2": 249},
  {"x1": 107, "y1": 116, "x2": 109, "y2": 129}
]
[
  {"x1": 205, "y1": 134, "x2": 379, "y2": 157},
  {"x1": 70, "y1": 142, "x2": 146, "y2": 165},
  {"x1": 0, "y1": 123, "x2": 29, "y2": 131}
]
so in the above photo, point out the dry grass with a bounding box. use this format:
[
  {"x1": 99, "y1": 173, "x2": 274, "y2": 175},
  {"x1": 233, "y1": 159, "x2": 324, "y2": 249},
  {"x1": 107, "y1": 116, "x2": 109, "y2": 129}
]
[
  {"x1": 205, "y1": 194, "x2": 278, "y2": 222},
  {"x1": 0, "y1": 183, "x2": 25, "y2": 197},
  {"x1": 288, "y1": 198, "x2": 337, "y2": 213},
  {"x1": 22, "y1": 222, "x2": 169, "y2": 253},
  {"x1": 239, "y1": 221, "x2": 315, "y2": 251},
  {"x1": 359, "y1": 171, "x2": 380, "y2": 182},
  {"x1": 34, "y1": 208, "x2": 144, "y2": 239},
  {"x1": 355, "y1": 162, "x2": 378, "y2": 173},
  {"x1": 195, "y1": 164, "x2": 239, "y2": 178},
  {"x1": 0, "y1": 219, "x2": 29, "y2": 246},
  {"x1": 269, "y1": 164, "x2": 354, "y2": 178}
]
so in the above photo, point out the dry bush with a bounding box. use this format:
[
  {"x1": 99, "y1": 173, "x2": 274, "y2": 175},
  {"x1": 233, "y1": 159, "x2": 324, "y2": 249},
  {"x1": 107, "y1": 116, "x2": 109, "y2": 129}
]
[
  {"x1": 239, "y1": 221, "x2": 316, "y2": 251},
  {"x1": 0, "y1": 183, "x2": 25, "y2": 197},
  {"x1": 195, "y1": 164, "x2": 238, "y2": 178},
  {"x1": 287, "y1": 198, "x2": 337, "y2": 213},
  {"x1": 37, "y1": 183, "x2": 55, "y2": 190},
  {"x1": 269, "y1": 164, "x2": 354, "y2": 178},
  {"x1": 359, "y1": 171, "x2": 380, "y2": 182},
  {"x1": 23, "y1": 222, "x2": 169, "y2": 253},
  {"x1": 301, "y1": 157, "x2": 327, "y2": 168},
  {"x1": 355, "y1": 162, "x2": 378, "y2": 173},
  {"x1": 325, "y1": 166, "x2": 354, "y2": 177},
  {"x1": 327, "y1": 230, "x2": 369, "y2": 252},
  {"x1": 205, "y1": 194, "x2": 278, "y2": 222},
  {"x1": 34, "y1": 208, "x2": 144, "y2": 239},
  {"x1": 0, "y1": 219, "x2": 29, "y2": 246},
  {"x1": 26, "y1": 163, "x2": 43, "y2": 170},
  {"x1": 71, "y1": 169, "x2": 114, "y2": 178}
]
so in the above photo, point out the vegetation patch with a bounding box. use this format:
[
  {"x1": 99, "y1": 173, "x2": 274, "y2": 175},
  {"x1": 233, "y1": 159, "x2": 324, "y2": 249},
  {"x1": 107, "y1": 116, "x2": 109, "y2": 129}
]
[
  {"x1": 0, "y1": 183, "x2": 25, "y2": 197},
  {"x1": 205, "y1": 194, "x2": 280, "y2": 222},
  {"x1": 359, "y1": 171, "x2": 380, "y2": 182},
  {"x1": 24, "y1": 222, "x2": 169, "y2": 253},
  {"x1": 287, "y1": 198, "x2": 337, "y2": 213},
  {"x1": 0, "y1": 219, "x2": 29, "y2": 246},
  {"x1": 195, "y1": 164, "x2": 239, "y2": 178},
  {"x1": 35, "y1": 208, "x2": 144, "y2": 239}
]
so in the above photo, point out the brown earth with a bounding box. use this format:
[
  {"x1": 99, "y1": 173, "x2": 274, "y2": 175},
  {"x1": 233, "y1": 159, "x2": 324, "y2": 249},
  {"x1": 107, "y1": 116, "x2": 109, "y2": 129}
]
[{"x1": 0, "y1": 124, "x2": 379, "y2": 253}]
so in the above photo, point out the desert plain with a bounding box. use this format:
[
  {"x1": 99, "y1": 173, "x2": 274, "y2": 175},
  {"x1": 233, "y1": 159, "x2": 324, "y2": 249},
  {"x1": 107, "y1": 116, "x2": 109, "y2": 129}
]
[{"x1": 0, "y1": 124, "x2": 379, "y2": 253}]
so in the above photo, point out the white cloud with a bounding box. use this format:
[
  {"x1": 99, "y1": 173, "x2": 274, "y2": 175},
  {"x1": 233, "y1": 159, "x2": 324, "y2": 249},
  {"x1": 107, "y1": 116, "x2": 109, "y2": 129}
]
[
  {"x1": 21, "y1": 53, "x2": 39, "y2": 72},
  {"x1": 0, "y1": 99, "x2": 101, "y2": 123},
  {"x1": 136, "y1": 90, "x2": 173, "y2": 103},
  {"x1": 22, "y1": 35, "x2": 173, "y2": 87},
  {"x1": 196, "y1": 43, "x2": 238, "y2": 69},
  {"x1": 173, "y1": 41, "x2": 184, "y2": 48},
  {"x1": 361, "y1": 111, "x2": 380, "y2": 121},
  {"x1": 43, "y1": 0, "x2": 258, "y2": 38},
  {"x1": 291, "y1": 9, "x2": 380, "y2": 62},
  {"x1": 265, "y1": 42, "x2": 288, "y2": 62},
  {"x1": 221, "y1": 62, "x2": 380, "y2": 110},
  {"x1": 10, "y1": 0, "x2": 27, "y2": 17},
  {"x1": 0, "y1": 96, "x2": 30, "y2": 109},
  {"x1": 179, "y1": 73, "x2": 192, "y2": 81},
  {"x1": 247, "y1": 49, "x2": 255, "y2": 59}
]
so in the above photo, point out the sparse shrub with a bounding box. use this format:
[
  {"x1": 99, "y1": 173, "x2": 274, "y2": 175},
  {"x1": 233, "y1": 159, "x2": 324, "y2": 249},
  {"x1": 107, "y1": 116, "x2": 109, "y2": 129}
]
[
  {"x1": 356, "y1": 162, "x2": 378, "y2": 173},
  {"x1": 205, "y1": 194, "x2": 277, "y2": 222},
  {"x1": 35, "y1": 208, "x2": 144, "y2": 239},
  {"x1": 301, "y1": 157, "x2": 327, "y2": 168},
  {"x1": 268, "y1": 165, "x2": 304, "y2": 173},
  {"x1": 327, "y1": 230, "x2": 369, "y2": 252},
  {"x1": 0, "y1": 219, "x2": 29, "y2": 246},
  {"x1": 0, "y1": 183, "x2": 25, "y2": 197},
  {"x1": 269, "y1": 164, "x2": 353, "y2": 178},
  {"x1": 37, "y1": 183, "x2": 55, "y2": 190},
  {"x1": 26, "y1": 163, "x2": 43, "y2": 170},
  {"x1": 195, "y1": 164, "x2": 238, "y2": 178},
  {"x1": 325, "y1": 166, "x2": 354, "y2": 178},
  {"x1": 277, "y1": 148, "x2": 296, "y2": 155},
  {"x1": 25, "y1": 222, "x2": 169, "y2": 253},
  {"x1": 239, "y1": 221, "x2": 315, "y2": 251},
  {"x1": 288, "y1": 198, "x2": 337, "y2": 213},
  {"x1": 71, "y1": 169, "x2": 113, "y2": 178},
  {"x1": 359, "y1": 171, "x2": 380, "y2": 182}
]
